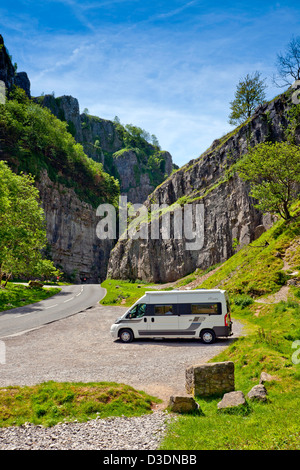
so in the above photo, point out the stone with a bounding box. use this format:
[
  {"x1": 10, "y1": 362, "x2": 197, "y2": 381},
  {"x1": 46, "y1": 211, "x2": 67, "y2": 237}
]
[
  {"x1": 217, "y1": 391, "x2": 246, "y2": 410},
  {"x1": 259, "y1": 372, "x2": 278, "y2": 384},
  {"x1": 185, "y1": 361, "x2": 235, "y2": 397},
  {"x1": 168, "y1": 395, "x2": 201, "y2": 414},
  {"x1": 254, "y1": 224, "x2": 266, "y2": 240},
  {"x1": 247, "y1": 384, "x2": 268, "y2": 402}
]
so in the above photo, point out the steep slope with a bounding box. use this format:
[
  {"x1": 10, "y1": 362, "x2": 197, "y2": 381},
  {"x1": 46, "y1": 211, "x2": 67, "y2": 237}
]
[{"x1": 107, "y1": 88, "x2": 300, "y2": 283}]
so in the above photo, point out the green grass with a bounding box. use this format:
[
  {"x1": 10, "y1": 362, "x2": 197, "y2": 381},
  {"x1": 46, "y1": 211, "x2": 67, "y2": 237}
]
[
  {"x1": 0, "y1": 283, "x2": 61, "y2": 312},
  {"x1": 100, "y1": 278, "x2": 158, "y2": 307},
  {"x1": 197, "y1": 214, "x2": 300, "y2": 297},
  {"x1": 0, "y1": 381, "x2": 161, "y2": 428},
  {"x1": 159, "y1": 290, "x2": 300, "y2": 450}
]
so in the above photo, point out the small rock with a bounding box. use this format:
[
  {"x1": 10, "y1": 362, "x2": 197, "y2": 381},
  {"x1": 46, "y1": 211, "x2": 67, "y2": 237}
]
[
  {"x1": 247, "y1": 384, "x2": 268, "y2": 402},
  {"x1": 168, "y1": 395, "x2": 201, "y2": 414},
  {"x1": 259, "y1": 372, "x2": 277, "y2": 384},
  {"x1": 217, "y1": 391, "x2": 246, "y2": 410}
]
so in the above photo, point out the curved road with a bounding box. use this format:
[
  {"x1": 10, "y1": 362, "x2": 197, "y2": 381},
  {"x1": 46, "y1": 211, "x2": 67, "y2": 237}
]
[{"x1": 0, "y1": 284, "x2": 106, "y2": 339}]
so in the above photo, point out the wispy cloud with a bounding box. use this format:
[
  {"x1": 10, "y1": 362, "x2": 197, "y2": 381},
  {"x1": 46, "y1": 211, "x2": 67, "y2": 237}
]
[{"x1": 154, "y1": 0, "x2": 199, "y2": 20}]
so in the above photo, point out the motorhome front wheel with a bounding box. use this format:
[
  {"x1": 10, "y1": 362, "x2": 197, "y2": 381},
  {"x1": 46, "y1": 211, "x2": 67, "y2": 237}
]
[{"x1": 119, "y1": 329, "x2": 134, "y2": 343}]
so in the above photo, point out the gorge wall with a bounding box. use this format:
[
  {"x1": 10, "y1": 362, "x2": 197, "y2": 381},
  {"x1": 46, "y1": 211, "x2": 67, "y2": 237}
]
[{"x1": 107, "y1": 90, "x2": 299, "y2": 283}]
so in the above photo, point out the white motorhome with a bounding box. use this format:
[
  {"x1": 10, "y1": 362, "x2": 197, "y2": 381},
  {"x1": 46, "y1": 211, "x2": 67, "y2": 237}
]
[{"x1": 110, "y1": 289, "x2": 232, "y2": 344}]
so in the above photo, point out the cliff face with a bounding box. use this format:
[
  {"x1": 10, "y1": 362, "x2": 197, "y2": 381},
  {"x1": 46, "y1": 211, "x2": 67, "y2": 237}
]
[
  {"x1": 37, "y1": 94, "x2": 174, "y2": 204},
  {"x1": 107, "y1": 91, "x2": 298, "y2": 283},
  {"x1": 37, "y1": 171, "x2": 114, "y2": 283}
]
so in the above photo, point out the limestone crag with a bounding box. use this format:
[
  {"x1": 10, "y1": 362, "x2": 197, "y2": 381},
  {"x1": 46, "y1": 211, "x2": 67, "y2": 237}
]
[
  {"x1": 0, "y1": 35, "x2": 31, "y2": 97},
  {"x1": 37, "y1": 171, "x2": 114, "y2": 283},
  {"x1": 107, "y1": 91, "x2": 296, "y2": 283}
]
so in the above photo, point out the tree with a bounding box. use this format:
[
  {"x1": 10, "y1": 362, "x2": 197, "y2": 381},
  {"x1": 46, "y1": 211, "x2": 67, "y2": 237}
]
[
  {"x1": 236, "y1": 141, "x2": 300, "y2": 220},
  {"x1": 229, "y1": 72, "x2": 267, "y2": 126},
  {"x1": 0, "y1": 161, "x2": 59, "y2": 286},
  {"x1": 273, "y1": 36, "x2": 300, "y2": 88}
]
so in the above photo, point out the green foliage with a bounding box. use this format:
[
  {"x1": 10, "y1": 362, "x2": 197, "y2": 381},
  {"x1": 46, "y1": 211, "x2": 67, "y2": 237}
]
[
  {"x1": 236, "y1": 141, "x2": 300, "y2": 220},
  {"x1": 0, "y1": 87, "x2": 120, "y2": 208},
  {"x1": 229, "y1": 71, "x2": 267, "y2": 126},
  {"x1": 233, "y1": 294, "x2": 254, "y2": 309},
  {"x1": 0, "y1": 283, "x2": 60, "y2": 311},
  {"x1": 0, "y1": 161, "x2": 59, "y2": 283},
  {"x1": 100, "y1": 279, "x2": 157, "y2": 307}
]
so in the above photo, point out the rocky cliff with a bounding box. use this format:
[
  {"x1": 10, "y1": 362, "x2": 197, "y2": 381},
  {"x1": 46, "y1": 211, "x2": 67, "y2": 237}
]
[
  {"x1": 37, "y1": 171, "x2": 114, "y2": 282},
  {"x1": 37, "y1": 94, "x2": 174, "y2": 203},
  {"x1": 0, "y1": 34, "x2": 31, "y2": 97},
  {"x1": 107, "y1": 90, "x2": 299, "y2": 283}
]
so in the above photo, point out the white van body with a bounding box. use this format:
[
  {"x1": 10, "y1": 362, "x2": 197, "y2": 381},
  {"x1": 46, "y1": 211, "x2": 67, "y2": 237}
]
[{"x1": 110, "y1": 289, "x2": 232, "y2": 344}]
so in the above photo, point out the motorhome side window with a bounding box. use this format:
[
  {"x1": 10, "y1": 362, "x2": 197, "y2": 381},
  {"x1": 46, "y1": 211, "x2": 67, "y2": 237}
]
[
  {"x1": 154, "y1": 305, "x2": 173, "y2": 315},
  {"x1": 127, "y1": 304, "x2": 146, "y2": 318},
  {"x1": 191, "y1": 303, "x2": 220, "y2": 315}
]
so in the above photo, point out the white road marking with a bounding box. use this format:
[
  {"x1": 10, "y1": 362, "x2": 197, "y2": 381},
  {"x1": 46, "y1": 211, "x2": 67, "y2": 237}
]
[{"x1": 63, "y1": 297, "x2": 74, "y2": 303}]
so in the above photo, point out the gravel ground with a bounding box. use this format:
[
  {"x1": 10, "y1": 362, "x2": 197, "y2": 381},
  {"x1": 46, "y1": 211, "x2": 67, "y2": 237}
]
[
  {"x1": 0, "y1": 304, "x2": 244, "y2": 450},
  {"x1": 0, "y1": 412, "x2": 172, "y2": 450}
]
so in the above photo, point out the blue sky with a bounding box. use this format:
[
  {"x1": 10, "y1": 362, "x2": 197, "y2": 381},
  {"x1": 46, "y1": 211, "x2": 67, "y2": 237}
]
[{"x1": 0, "y1": 0, "x2": 300, "y2": 166}]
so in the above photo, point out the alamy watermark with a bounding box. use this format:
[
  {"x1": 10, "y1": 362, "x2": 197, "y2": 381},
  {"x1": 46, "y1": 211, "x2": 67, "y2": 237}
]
[
  {"x1": 0, "y1": 80, "x2": 5, "y2": 105},
  {"x1": 292, "y1": 340, "x2": 300, "y2": 365},
  {"x1": 96, "y1": 196, "x2": 204, "y2": 251},
  {"x1": 292, "y1": 80, "x2": 300, "y2": 104},
  {"x1": 0, "y1": 340, "x2": 6, "y2": 365}
]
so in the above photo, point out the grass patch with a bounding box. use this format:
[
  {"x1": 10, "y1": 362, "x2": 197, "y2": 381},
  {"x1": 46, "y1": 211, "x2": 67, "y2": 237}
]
[
  {"x1": 100, "y1": 279, "x2": 157, "y2": 307},
  {"x1": 197, "y1": 216, "x2": 300, "y2": 297},
  {"x1": 0, "y1": 283, "x2": 61, "y2": 312},
  {"x1": 0, "y1": 381, "x2": 161, "y2": 428},
  {"x1": 160, "y1": 297, "x2": 300, "y2": 450}
]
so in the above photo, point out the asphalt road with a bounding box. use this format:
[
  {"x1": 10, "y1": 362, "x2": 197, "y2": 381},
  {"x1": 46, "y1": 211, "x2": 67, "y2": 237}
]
[{"x1": 0, "y1": 284, "x2": 106, "y2": 339}]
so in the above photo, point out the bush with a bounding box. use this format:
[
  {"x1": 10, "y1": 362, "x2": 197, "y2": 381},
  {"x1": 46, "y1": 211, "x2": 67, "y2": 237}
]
[{"x1": 233, "y1": 294, "x2": 254, "y2": 309}]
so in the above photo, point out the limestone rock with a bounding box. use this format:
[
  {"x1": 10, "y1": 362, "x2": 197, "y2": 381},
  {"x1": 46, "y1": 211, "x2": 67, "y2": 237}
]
[
  {"x1": 259, "y1": 372, "x2": 278, "y2": 384},
  {"x1": 217, "y1": 391, "x2": 246, "y2": 410},
  {"x1": 14, "y1": 72, "x2": 31, "y2": 98},
  {"x1": 168, "y1": 395, "x2": 201, "y2": 414},
  {"x1": 36, "y1": 170, "x2": 114, "y2": 283},
  {"x1": 247, "y1": 384, "x2": 268, "y2": 402},
  {"x1": 186, "y1": 361, "x2": 235, "y2": 397}
]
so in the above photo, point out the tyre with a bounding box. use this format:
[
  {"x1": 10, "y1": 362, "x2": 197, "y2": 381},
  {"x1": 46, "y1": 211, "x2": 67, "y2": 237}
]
[
  {"x1": 200, "y1": 329, "x2": 216, "y2": 344},
  {"x1": 119, "y1": 329, "x2": 134, "y2": 343}
]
